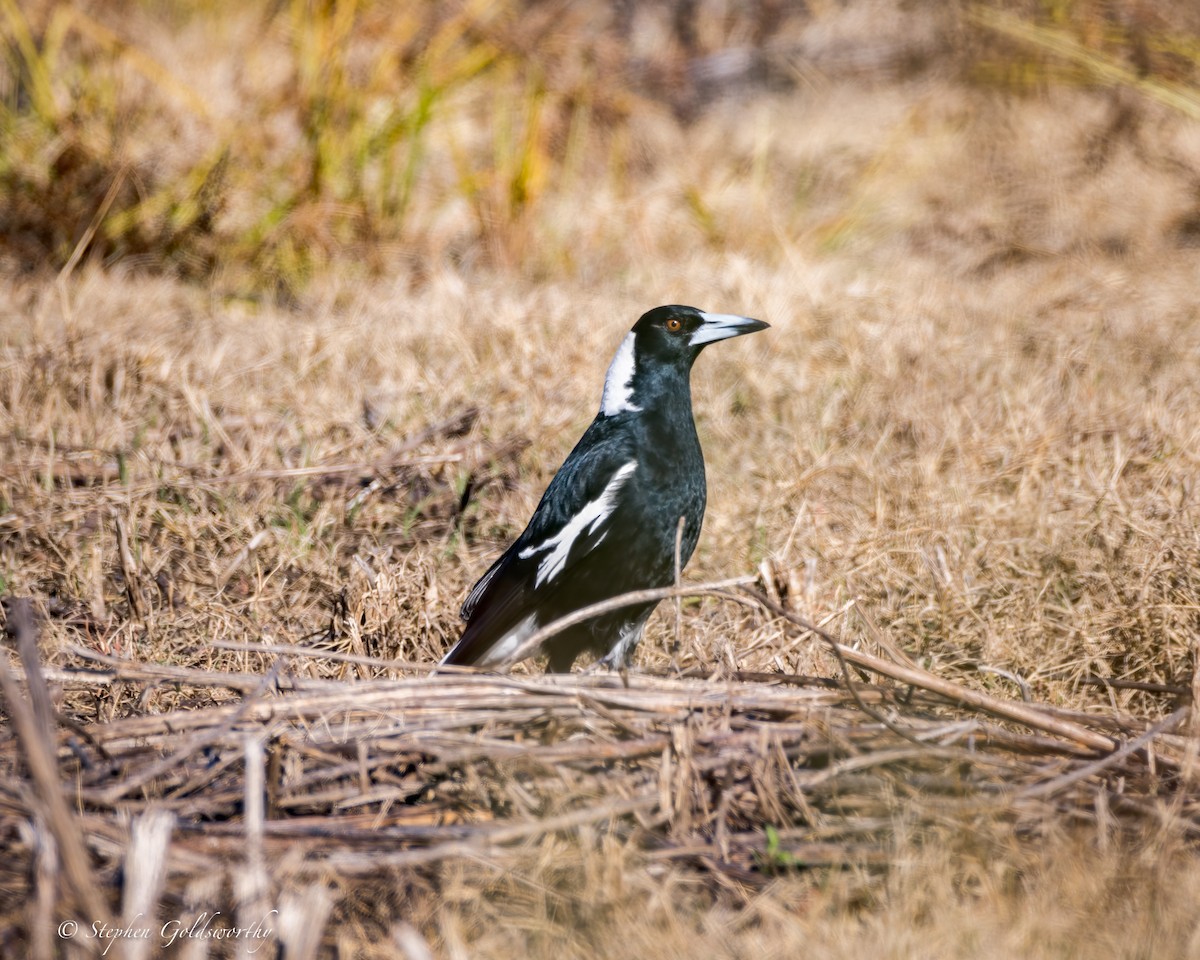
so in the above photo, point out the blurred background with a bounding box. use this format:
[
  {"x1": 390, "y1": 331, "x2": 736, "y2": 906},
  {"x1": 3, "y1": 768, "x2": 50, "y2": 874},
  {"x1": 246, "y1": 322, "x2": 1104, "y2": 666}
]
[{"x1": 4, "y1": 0, "x2": 1200, "y2": 300}]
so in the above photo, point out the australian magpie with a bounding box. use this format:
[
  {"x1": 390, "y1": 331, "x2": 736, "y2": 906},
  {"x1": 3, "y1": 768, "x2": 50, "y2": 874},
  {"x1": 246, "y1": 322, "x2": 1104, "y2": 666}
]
[{"x1": 440, "y1": 305, "x2": 768, "y2": 672}]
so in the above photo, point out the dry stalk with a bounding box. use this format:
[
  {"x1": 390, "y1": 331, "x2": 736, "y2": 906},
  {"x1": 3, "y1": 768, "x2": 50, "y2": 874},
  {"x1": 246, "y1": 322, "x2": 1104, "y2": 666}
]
[
  {"x1": 120, "y1": 809, "x2": 175, "y2": 960},
  {"x1": 0, "y1": 643, "x2": 1193, "y2": 953},
  {"x1": 1020, "y1": 708, "x2": 1189, "y2": 800},
  {"x1": 112, "y1": 511, "x2": 146, "y2": 621},
  {"x1": 0, "y1": 600, "x2": 110, "y2": 926},
  {"x1": 745, "y1": 590, "x2": 1118, "y2": 754},
  {"x1": 501, "y1": 576, "x2": 756, "y2": 666},
  {"x1": 96, "y1": 666, "x2": 282, "y2": 804}
]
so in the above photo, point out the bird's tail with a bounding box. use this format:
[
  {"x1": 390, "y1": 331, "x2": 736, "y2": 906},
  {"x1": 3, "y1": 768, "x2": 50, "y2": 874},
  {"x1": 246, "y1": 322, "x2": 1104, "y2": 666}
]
[{"x1": 437, "y1": 613, "x2": 538, "y2": 671}]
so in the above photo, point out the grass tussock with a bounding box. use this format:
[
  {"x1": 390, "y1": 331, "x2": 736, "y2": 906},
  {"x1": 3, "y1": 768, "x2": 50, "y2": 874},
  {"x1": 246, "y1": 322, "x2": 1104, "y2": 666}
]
[{"x1": 2, "y1": 0, "x2": 1200, "y2": 956}]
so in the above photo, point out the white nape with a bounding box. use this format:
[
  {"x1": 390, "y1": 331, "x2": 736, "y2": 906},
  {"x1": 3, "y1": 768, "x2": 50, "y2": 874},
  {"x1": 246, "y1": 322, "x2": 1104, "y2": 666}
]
[{"x1": 600, "y1": 333, "x2": 642, "y2": 416}]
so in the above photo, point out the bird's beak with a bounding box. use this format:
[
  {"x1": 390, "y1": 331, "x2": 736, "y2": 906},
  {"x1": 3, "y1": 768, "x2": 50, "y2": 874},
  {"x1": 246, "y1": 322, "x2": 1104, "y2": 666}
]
[{"x1": 691, "y1": 312, "x2": 770, "y2": 347}]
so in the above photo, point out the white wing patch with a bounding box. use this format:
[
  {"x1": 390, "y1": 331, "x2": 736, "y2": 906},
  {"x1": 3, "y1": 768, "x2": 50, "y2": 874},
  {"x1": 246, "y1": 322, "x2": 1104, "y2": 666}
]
[
  {"x1": 477, "y1": 613, "x2": 539, "y2": 667},
  {"x1": 600, "y1": 333, "x2": 642, "y2": 416},
  {"x1": 519, "y1": 461, "x2": 637, "y2": 586},
  {"x1": 439, "y1": 612, "x2": 538, "y2": 667}
]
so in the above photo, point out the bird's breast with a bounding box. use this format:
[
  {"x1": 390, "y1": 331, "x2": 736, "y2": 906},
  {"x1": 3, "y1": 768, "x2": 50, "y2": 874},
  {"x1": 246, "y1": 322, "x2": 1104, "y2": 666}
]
[{"x1": 626, "y1": 417, "x2": 706, "y2": 558}]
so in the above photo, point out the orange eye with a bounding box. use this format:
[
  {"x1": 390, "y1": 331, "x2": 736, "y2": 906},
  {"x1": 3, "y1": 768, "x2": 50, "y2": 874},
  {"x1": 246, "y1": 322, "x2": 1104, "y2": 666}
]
[{"x1": 666, "y1": 318, "x2": 682, "y2": 332}]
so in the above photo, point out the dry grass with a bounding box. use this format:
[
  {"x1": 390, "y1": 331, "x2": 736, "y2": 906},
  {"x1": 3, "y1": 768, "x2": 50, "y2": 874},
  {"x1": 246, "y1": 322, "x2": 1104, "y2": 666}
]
[{"x1": 3, "y1": 0, "x2": 1200, "y2": 957}]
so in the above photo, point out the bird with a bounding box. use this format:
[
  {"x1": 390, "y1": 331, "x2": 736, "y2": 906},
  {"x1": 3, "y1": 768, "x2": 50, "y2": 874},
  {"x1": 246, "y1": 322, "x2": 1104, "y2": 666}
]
[{"x1": 439, "y1": 304, "x2": 769, "y2": 672}]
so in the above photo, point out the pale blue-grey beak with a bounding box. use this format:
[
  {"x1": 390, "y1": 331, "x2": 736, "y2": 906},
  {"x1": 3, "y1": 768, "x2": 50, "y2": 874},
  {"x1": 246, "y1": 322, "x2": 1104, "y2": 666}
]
[{"x1": 690, "y1": 311, "x2": 770, "y2": 347}]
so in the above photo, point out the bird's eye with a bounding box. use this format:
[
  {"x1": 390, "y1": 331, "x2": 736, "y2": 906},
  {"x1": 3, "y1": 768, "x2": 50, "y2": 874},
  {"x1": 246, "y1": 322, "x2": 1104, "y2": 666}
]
[{"x1": 666, "y1": 318, "x2": 682, "y2": 332}]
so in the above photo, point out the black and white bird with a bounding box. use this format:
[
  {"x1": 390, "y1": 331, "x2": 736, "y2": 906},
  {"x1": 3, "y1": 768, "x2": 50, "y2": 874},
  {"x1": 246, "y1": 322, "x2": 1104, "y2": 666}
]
[{"x1": 440, "y1": 305, "x2": 769, "y2": 672}]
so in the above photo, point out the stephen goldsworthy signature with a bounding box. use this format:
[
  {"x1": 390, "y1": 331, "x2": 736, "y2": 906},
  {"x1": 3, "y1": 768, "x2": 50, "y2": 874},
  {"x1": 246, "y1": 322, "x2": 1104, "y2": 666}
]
[{"x1": 57, "y1": 911, "x2": 277, "y2": 955}]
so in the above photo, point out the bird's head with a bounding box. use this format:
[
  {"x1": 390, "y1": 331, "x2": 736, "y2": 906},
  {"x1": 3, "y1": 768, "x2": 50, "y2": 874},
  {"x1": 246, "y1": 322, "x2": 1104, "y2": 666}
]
[{"x1": 600, "y1": 305, "x2": 768, "y2": 417}]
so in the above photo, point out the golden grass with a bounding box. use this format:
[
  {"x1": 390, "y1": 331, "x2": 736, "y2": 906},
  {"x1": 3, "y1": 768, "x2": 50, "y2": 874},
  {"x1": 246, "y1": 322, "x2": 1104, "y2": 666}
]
[{"x1": 3, "y1": 0, "x2": 1200, "y2": 956}]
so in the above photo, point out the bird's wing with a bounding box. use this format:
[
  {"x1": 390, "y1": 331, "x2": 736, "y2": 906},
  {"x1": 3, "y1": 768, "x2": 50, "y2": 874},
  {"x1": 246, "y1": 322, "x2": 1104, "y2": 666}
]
[
  {"x1": 444, "y1": 423, "x2": 638, "y2": 665},
  {"x1": 459, "y1": 552, "x2": 506, "y2": 622}
]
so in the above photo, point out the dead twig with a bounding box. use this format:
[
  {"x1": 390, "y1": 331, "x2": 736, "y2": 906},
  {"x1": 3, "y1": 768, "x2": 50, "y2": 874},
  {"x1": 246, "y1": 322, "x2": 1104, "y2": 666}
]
[
  {"x1": 743, "y1": 589, "x2": 1118, "y2": 754},
  {"x1": 95, "y1": 664, "x2": 283, "y2": 805},
  {"x1": 500, "y1": 576, "x2": 757, "y2": 667},
  {"x1": 0, "y1": 599, "x2": 110, "y2": 925},
  {"x1": 1019, "y1": 708, "x2": 1188, "y2": 800},
  {"x1": 112, "y1": 511, "x2": 145, "y2": 620}
]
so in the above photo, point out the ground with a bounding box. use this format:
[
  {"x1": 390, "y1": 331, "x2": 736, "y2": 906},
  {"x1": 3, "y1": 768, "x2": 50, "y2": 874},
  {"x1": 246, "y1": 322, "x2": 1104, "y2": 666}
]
[{"x1": 2, "y1": 1, "x2": 1200, "y2": 957}]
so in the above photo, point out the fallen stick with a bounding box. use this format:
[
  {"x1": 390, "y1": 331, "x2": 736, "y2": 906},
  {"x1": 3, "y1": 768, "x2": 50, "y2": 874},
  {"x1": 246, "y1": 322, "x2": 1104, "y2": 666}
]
[
  {"x1": 745, "y1": 590, "x2": 1118, "y2": 754},
  {"x1": 0, "y1": 599, "x2": 110, "y2": 925},
  {"x1": 96, "y1": 666, "x2": 282, "y2": 804},
  {"x1": 1019, "y1": 707, "x2": 1187, "y2": 799},
  {"x1": 317, "y1": 795, "x2": 656, "y2": 871},
  {"x1": 496, "y1": 580, "x2": 1118, "y2": 753},
  {"x1": 501, "y1": 576, "x2": 757, "y2": 666}
]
